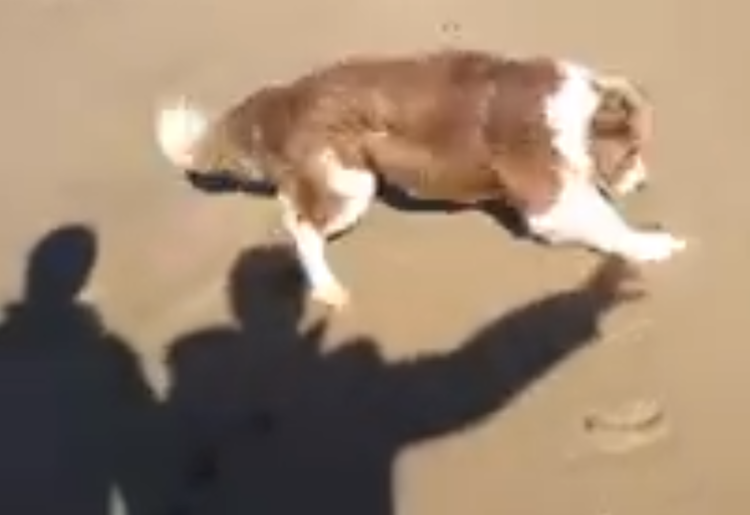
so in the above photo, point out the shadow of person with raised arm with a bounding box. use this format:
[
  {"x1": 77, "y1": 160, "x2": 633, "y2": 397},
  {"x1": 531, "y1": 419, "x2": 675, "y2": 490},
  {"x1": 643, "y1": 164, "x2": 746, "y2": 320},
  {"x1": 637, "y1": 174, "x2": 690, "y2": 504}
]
[
  {"x1": 0, "y1": 224, "x2": 170, "y2": 515},
  {"x1": 164, "y1": 244, "x2": 644, "y2": 515}
]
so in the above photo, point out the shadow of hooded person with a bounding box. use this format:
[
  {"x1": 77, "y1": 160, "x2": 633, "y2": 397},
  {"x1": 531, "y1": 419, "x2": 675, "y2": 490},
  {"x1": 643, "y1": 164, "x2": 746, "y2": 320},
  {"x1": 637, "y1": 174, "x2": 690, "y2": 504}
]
[
  {"x1": 164, "y1": 244, "x2": 644, "y2": 515},
  {"x1": 0, "y1": 224, "x2": 167, "y2": 515}
]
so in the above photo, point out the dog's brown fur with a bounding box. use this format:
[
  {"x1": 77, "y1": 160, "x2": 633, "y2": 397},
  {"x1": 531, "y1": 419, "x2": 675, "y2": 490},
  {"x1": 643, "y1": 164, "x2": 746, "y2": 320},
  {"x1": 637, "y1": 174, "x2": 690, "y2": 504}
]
[
  {"x1": 160, "y1": 49, "x2": 658, "y2": 308},
  {"x1": 187, "y1": 50, "x2": 648, "y2": 228}
]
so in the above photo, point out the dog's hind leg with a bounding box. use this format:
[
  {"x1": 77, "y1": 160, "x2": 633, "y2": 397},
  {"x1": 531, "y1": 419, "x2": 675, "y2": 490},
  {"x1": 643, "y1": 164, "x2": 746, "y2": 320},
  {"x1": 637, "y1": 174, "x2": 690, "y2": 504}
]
[
  {"x1": 317, "y1": 149, "x2": 376, "y2": 239},
  {"x1": 279, "y1": 188, "x2": 349, "y2": 310},
  {"x1": 277, "y1": 150, "x2": 375, "y2": 310}
]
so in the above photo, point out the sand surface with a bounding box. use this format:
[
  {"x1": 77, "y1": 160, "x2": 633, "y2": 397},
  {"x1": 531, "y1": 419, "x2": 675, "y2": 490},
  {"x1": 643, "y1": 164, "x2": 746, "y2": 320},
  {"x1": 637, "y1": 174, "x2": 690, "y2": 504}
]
[{"x1": 0, "y1": 0, "x2": 747, "y2": 514}]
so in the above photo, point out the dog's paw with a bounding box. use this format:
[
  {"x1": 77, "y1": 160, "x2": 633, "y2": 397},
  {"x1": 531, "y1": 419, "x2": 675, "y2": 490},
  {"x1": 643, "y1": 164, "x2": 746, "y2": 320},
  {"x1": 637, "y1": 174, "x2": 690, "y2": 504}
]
[
  {"x1": 310, "y1": 282, "x2": 350, "y2": 311},
  {"x1": 625, "y1": 231, "x2": 687, "y2": 263}
]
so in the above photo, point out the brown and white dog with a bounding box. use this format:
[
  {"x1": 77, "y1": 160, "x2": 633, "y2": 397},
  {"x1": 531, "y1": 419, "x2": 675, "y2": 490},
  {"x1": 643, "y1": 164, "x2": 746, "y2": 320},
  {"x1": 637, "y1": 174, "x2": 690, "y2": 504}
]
[{"x1": 155, "y1": 49, "x2": 686, "y2": 309}]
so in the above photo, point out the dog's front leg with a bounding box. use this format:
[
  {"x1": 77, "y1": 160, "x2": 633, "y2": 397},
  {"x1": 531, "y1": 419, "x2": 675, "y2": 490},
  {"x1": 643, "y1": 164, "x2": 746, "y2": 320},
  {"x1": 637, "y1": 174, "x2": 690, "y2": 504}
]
[{"x1": 525, "y1": 176, "x2": 687, "y2": 263}]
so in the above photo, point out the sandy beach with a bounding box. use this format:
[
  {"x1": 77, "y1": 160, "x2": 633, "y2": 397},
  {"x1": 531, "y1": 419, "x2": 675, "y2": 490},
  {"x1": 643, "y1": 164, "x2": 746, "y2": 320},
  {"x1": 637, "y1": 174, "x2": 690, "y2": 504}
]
[{"x1": 0, "y1": 0, "x2": 747, "y2": 514}]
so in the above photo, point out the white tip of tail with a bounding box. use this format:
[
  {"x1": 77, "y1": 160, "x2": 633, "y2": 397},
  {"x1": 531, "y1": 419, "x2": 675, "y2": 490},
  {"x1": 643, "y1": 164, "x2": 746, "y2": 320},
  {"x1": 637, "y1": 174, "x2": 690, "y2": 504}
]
[{"x1": 155, "y1": 96, "x2": 210, "y2": 168}]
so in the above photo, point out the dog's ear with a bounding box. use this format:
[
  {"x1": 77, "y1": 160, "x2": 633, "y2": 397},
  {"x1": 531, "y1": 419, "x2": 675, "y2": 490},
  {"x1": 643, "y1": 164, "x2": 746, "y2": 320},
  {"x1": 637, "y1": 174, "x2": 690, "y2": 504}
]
[{"x1": 592, "y1": 75, "x2": 652, "y2": 142}]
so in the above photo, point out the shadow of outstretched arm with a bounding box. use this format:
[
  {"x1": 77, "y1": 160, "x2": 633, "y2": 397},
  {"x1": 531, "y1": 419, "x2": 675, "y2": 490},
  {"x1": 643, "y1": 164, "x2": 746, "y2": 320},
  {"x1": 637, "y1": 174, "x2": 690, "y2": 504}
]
[
  {"x1": 377, "y1": 257, "x2": 645, "y2": 444},
  {"x1": 160, "y1": 245, "x2": 645, "y2": 515}
]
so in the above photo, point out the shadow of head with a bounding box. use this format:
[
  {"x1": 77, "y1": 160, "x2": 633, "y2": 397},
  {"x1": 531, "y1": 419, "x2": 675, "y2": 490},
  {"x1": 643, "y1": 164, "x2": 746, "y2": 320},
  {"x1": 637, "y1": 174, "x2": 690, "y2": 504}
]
[
  {"x1": 164, "y1": 243, "x2": 327, "y2": 422},
  {"x1": 225, "y1": 243, "x2": 317, "y2": 337},
  {"x1": 23, "y1": 223, "x2": 98, "y2": 307},
  {"x1": 0, "y1": 224, "x2": 168, "y2": 515}
]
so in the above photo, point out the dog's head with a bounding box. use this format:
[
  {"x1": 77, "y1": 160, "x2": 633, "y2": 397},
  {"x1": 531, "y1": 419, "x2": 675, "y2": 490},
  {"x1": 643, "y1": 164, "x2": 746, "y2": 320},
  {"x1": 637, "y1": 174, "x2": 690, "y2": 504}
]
[{"x1": 589, "y1": 76, "x2": 653, "y2": 198}]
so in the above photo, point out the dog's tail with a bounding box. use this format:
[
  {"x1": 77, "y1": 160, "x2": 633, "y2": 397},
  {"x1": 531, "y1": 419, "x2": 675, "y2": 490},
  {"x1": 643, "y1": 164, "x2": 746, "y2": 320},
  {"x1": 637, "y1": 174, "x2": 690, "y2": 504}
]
[{"x1": 155, "y1": 96, "x2": 212, "y2": 169}]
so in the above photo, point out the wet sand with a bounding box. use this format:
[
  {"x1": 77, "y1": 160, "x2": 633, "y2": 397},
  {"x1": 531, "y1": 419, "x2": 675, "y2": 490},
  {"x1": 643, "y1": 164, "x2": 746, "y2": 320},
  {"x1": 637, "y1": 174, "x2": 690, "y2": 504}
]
[{"x1": 0, "y1": 0, "x2": 748, "y2": 514}]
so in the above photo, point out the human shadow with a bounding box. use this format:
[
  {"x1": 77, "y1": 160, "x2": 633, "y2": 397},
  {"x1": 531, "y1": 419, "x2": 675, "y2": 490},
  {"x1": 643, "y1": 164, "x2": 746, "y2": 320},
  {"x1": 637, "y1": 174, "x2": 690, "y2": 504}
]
[
  {"x1": 0, "y1": 224, "x2": 170, "y2": 515},
  {"x1": 163, "y1": 242, "x2": 644, "y2": 515}
]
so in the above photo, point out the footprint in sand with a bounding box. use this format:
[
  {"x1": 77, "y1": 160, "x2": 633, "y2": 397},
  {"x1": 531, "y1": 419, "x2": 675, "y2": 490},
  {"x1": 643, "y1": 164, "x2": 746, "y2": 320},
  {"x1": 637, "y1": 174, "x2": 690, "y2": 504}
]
[
  {"x1": 583, "y1": 399, "x2": 670, "y2": 454},
  {"x1": 440, "y1": 21, "x2": 462, "y2": 34}
]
